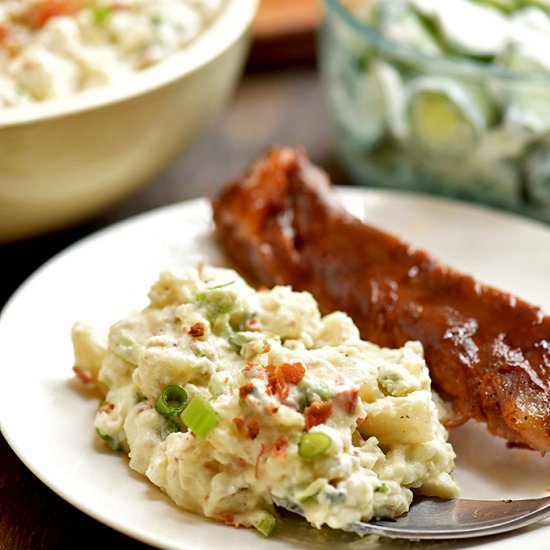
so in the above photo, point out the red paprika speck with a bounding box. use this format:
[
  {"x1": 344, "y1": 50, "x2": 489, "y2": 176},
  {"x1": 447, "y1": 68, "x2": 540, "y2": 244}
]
[
  {"x1": 356, "y1": 416, "x2": 367, "y2": 426},
  {"x1": 73, "y1": 365, "x2": 94, "y2": 385},
  {"x1": 335, "y1": 389, "x2": 359, "y2": 415},
  {"x1": 97, "y1": 402, "x2": 115, "y2": 413},
  {"x1": 271, "y1": 436, "x2": 288, "y2": 459}
]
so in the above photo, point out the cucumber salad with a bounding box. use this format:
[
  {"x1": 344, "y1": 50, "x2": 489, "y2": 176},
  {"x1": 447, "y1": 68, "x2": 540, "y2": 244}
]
[
  {"x1": 324, "y1": 0, "x2": 550, "y2": 221},
  {"x1": 0, "y1": 0, "x2": 223, "y2": 107},
  {"x1": 72, "y1": 265, "x2": 458, "y2": 536}
]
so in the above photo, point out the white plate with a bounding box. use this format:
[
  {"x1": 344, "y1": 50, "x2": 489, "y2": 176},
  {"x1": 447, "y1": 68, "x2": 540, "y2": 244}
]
[{"x1": 1, "y1": 189, "x2": 549, "y2": 550}]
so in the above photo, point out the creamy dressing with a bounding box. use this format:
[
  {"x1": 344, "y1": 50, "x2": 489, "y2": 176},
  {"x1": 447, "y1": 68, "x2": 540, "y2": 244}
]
[{"x1": 72, "y1": 265, "x2": 458, "y2": 534}]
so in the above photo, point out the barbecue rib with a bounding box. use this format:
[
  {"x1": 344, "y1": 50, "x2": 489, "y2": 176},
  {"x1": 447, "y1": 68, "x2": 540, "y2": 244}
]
[{"x1": 212, "y1": 148, "x2": 550, "y2": 453}]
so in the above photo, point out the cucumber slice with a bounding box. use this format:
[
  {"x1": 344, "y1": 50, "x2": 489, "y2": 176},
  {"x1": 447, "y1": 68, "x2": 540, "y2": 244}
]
[
  {"x1": 475, "y1": 120, "x2": 534, "y2": 162},
  {"x1": 524, "y1": 144, "x2": 550, "y2": 206},
  {"x1": 504, "y1": 80, "x2": 550, "y2": 134},
  {"x1": 403, "y1": 77, "x2": 490, "y2": 159},
  {"x1": 420, "y1": 154, "x2": 521, "y2": 208},
  {"x1": 372, "y1": 61, "x2": 406, "y2": 140},
  {"x1": 331, "y1": 4, "x2": 375, "y2": 62},
  {"x1": 382, "y1": 8, "x2": 441, "y2": 55},
  {"x1": 328, "y1": 59, "x2": 386, "y2": 151},
  {"x1": 339, "y1": 135, "x2": 418, "y2": 191},
  {"x1": 474, "y1": 0, "x2": 519, "y2": 13},
  {"x1": 503, "y1": 8, "x2": 550, "y2": 70},
  {"x1": 411, "y1": 0, "x2": 509, "y2": 57},
  {"x1": 496, "y1": 10, "x2": 550, "y2": 134}
]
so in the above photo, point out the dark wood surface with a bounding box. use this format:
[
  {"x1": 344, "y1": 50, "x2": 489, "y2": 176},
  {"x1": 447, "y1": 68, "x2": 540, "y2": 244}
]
[{"x1": 0, "y1": 66, "x2": 347, "y2": 550}]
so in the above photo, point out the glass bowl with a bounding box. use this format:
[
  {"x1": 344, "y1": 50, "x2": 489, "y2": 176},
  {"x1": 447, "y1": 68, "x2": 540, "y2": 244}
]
[{"x1": 319, "y1": 0, "x2": 550, "y2": 223}]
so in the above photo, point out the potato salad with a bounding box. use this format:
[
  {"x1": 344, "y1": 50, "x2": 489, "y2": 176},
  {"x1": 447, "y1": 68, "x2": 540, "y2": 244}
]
[
  {"x1": 0, "y1": 0, "x2": 223, "y2": 107},
  {"x1": 72, "y1": 265, "x2": 458, "y2": 536}
]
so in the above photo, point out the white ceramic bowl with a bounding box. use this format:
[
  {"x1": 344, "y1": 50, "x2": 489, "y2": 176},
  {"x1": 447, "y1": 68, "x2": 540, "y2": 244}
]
[{"x1": 0, "y1": 0, "x2": 258, "y2": 242}]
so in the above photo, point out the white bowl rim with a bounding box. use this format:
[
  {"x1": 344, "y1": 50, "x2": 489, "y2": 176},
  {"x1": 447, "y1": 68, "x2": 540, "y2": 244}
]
[{"x1": 0, "y1": 0, "x2": 259, "y2": 128}]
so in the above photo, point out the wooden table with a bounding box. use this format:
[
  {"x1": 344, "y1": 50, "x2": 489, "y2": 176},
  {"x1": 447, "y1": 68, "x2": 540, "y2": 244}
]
[{"x1": 0, "y1": 64, "x2": 347, "y2": 549}]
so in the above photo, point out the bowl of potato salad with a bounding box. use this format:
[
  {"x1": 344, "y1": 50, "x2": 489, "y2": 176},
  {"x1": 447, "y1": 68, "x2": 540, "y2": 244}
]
[
  {"x1": 320, "y1": 0, "x2": 550, "y2": 223},
  {"x1": 72, "y1": 264, "x2": 458, "y2": 537},
  {"x1": 0, "y1": 0, "x2": 258, "y2": 242}
]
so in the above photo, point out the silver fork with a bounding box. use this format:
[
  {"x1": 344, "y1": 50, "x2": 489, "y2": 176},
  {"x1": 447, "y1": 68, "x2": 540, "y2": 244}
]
[{"x1": 273, "y1": 495, "x2": 550, "y2": 540}]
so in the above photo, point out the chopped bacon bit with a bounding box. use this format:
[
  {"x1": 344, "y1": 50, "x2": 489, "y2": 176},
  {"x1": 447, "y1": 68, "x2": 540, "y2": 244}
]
[
  {"x1": 97, "y1": 402, "x2": 115, "y2": 413},
  {"x1": 304, "y1": 401, "x2": 333, "y2": 431},
  {"x1": 73, "y1": 365, "x2": 94, "y2": 385},
  {"x1": 247, "y1": 420, "x2": 260, "y2": 440},
  {"x1": 334, "y1": 389, "x2": 359, "y2": 415},
  {"x1": 239, "y1": 382, "x2": 255, "y2": 400},
  {"x1": 271, "y1": 436, "x2": 288, "y2": 459},
  {"x1": 255, "y1": 443, "x2": 266, "y2": 480},
  {"x1": 271, "y1": 407, "x2": 279, "y2": 415},
  {"x1": 261, "y1": 344, "x2": 271, "y2": 354},
  {"x1": 232, "y1": 417, "x2": 260, "y2": 440},
  {"x1": 268, "y1": 373, "x2": 288, "y2": 401},
  {"x1": 280, "y1": 362, "x2": 306, "y2": 384},
  {"x1": 356, "y1": 416, "x2": 367, "y2": 426},
  {"x1": 29, "y1": 1, "x2": 81, "y2": 29},
  {"x1": 188, "y1": 322, "x2": 205, "y2": 338},
  {"x1": 265, "y1": 362, "x2": 306, "y2": 401},
  {"x1": 264, "y1": 364, "x2": 276, "y2": 375}
]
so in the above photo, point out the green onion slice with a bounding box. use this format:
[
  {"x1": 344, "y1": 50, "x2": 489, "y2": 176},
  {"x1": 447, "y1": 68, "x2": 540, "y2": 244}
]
[
  {"x1": 156, "y1": 385, "x2": 189, "y2": 417},
  {"x1": 298, "y1": 432, "x2": 332, "y2": 459},
  {"x1": 208, "y1": 280, "x2": 235, "y2": 290},
  {"x1": 253, "y1": 513, "x2": 276, "y2": 537},
  {"x1": 91, "y1": 5, "x2": 113, "y2": 23},
  {"x1": 227, "y1": 332, "x2": 253, "y2": 352},
  {"x1": 375, "y1": 483, "x2": 389, "y2": 494},
  {"x1": 295, "y1": 478, "x2": 328, "y2": 502},
  {"x1": 180, "y1": 395, "x2": 219, "y2": 439}
]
